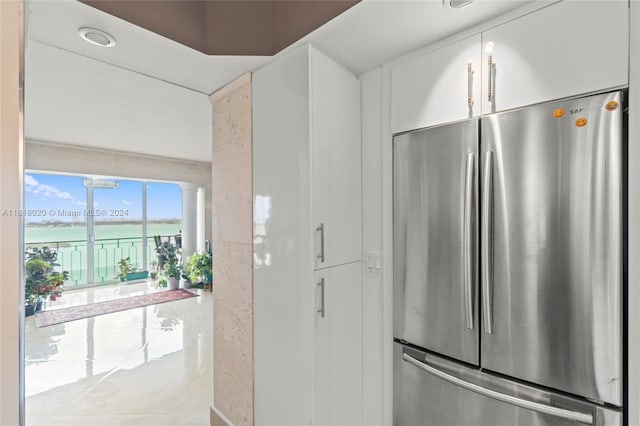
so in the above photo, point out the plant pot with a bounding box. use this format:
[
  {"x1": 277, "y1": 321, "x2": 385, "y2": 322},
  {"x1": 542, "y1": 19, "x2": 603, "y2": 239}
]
[
  {"x1": 126, "y1": 271, "x2": 149, "y2": 281},
  {"x1": 167, "y1": 277, "x2": 179, "y2": 290},
  {"x1": 25, "y1": 301, "x2": 43, "y2": 317},
  {"x1": 179, "y1": 278, "x2": 191, "y2": 289}
]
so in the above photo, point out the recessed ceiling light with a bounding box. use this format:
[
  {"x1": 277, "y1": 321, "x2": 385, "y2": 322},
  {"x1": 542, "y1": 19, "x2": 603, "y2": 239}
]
[
  {"x1": 78, "y1": 27, "x2": 116, "y2": 48},
  {"x1": 443, "y1": 0, "x2": 474, "y2": 9}
]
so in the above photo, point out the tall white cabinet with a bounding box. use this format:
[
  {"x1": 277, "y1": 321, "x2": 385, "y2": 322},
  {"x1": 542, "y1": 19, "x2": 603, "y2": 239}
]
[{"x1": 253, "y1": 44, "x2": 362, "y2": 426}]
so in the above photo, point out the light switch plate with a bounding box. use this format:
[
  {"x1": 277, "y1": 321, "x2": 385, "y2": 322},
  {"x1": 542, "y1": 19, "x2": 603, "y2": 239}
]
[{"x1": 365, "y1": 251, "x2": 382, "y2": 273}]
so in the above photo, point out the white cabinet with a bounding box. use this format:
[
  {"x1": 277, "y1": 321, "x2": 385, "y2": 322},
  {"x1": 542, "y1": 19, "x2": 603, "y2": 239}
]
[
  {"x1": 314, "y1": 261, "x2": 363, "y2": 426},
  {"x1": 253, "y1": 44, "x2": 362, "y2": 426},
  {"x1": 482, "y1": 0, "x2": 628, "y2": 113},
  {"x1": 391, "y1": 35, "x2": 482, "y2": 134},
  {"x1": 312, "y1": 51, "x2": 362, "y2": 270}
]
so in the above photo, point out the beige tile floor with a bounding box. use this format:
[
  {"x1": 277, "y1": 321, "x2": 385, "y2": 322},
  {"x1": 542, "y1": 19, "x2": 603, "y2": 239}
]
[{"x1": 25, "y1": 281, "x2": 213, "y2": 426}]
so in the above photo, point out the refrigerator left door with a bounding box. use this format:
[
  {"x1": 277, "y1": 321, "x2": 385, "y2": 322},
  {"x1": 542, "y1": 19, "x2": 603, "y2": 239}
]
[{"x1": 393, "y1": 119, "x2": 479, "y2": 365}]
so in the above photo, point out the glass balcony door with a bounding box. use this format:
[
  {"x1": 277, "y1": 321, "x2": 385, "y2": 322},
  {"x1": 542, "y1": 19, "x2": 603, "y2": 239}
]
[{"x1": 89, "y1": 179, "x2": 144, "y2": 283}]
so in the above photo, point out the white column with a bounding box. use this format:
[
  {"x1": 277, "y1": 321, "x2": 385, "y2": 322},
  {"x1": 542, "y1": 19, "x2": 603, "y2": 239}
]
[
  {"x1": 180, "y1": 183, "x2": 199, "y2": 258},
  {"x1": 197, "y1": 186, "x2": 205, "y2": 251}
]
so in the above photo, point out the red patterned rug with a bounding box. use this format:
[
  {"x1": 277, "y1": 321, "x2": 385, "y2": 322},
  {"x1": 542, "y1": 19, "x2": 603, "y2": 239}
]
[{"x1": 35, "y1": 289, "x2": 199, "y2": 327}]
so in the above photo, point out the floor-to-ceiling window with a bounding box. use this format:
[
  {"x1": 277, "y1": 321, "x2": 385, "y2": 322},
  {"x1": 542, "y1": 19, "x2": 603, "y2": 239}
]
[
  {"x1": 25, "y1": 172, "x2": 183, "y2": 287},
  {"x1": 25, "y1": 173, "x2": 89, "y2": 285}
]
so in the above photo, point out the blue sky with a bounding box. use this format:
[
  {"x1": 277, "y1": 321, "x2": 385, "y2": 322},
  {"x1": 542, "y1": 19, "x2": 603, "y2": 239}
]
[{"x1": 25, "y1": 173, "x2": 182, "y2": 222}]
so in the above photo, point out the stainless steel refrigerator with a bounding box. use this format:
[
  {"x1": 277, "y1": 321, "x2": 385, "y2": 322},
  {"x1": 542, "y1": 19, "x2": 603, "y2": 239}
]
[{"x1": 393, "y1": 91, "x2": 624, "y2": 426}]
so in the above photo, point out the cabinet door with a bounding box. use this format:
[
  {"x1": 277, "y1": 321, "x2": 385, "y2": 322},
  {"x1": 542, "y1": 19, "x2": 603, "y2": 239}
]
[
  {"x1": 391, "y1": 34, "x2": 482, "y2": 134},
  {"x1": 311, "y1": 49, "x2": 362, "y2": 270},
  {"x1": 314, "y1": 262, "x2": 363, "y2": 426},
  {"x1": 482, "y1": 0, "x2": 628, "y2": 113}
]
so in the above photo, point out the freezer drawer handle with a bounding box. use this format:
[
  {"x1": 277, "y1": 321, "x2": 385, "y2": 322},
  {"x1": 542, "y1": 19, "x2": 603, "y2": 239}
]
[
  {"x1": 316, "y1": 223, "x2": 325, "y2": 263},
  {"x1": 463, "y1": 152, "x2": 475, "y2": 330},
  {"x1": 481, "y1": 150, "x2": 494, "y2": 335},
  {"x1": 402, "y1": 353, "x2": 593, "y2": 425}
]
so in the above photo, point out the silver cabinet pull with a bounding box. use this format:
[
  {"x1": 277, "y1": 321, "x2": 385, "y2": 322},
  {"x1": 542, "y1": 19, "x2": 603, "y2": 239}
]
[
  {"x1": 317, "y1": 278, "x2": 325, "y2": 318},
  {"x1": 487, "y1": 55, "x2": 496, "y2": 103},
  {"x1": 402, "y1": 353, "x2": 593, "y2": 425},
  {"x1": 467, "y1": 62, "x2": 474, "y2": 117},
  {"x1": 481, "y1": 151, "x2": 494, "y2": 335},
  {"x1": 316, "y1": 223, "x2": 325, "y2": 263},
  {"x1": 463, "y1": 152, "x2": 475, "y2": 330}
]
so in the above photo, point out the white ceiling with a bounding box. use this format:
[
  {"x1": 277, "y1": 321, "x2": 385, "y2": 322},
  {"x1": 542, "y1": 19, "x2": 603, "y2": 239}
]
[{"x1": 25, "y1": 0, "x2": 537, "y2": 162}]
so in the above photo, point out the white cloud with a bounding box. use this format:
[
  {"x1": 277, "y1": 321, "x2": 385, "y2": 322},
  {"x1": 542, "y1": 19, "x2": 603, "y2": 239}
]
[
  {"x1": 122, "y1": 200, "x2": 132, "y2": 206},
  {"x1": 27, "y1": 179, "x2": 82, "y2": 204},
  {"x1": 25, "y1": 174, "x2": 38, "y2": 187}
]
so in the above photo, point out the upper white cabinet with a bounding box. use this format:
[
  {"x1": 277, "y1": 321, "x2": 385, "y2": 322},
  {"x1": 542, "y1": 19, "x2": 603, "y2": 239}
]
[
  {"x1": 391, "y1": 35, "x2": 482, "y2": 134},
  {"x1": 312, "y1": 50, "x2": 362, "y2": 270},
  {"x1": 482, "y1": 0, "x2": 628, "y2": 113}
]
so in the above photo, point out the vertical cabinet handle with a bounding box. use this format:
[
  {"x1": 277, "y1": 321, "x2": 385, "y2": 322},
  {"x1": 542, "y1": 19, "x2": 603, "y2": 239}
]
[
  {"x1": 463, "y1": 153, "x2": 475, "y2": 330},
  {"x1": 467, "y1": 62, "x2": 474, "y2": 118},
  {"x1": 481, "y1": 151, "x2": 494, "y2": 335},
  {"x1": 487, "y1": 55, "x2": 496, "y2": 107},
  {"x1": 317, "y1": 278, "x2": 325, "y2": 318},
  {"x1": 316, "y1": 223, "x2": 325, "y2": 263}
]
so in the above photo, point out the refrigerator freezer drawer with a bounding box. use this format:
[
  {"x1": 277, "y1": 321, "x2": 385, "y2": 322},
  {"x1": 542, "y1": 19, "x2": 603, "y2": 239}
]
[{"x1": 394, "y1": 343, "x2": 621, "y2": 426}]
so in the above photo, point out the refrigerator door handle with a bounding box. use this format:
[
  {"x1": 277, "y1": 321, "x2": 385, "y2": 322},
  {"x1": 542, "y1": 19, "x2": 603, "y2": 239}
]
[
  {"x1": 402, "y1": 353, "x2": 594, "y2": 425},
  {"x1": 463, "y1": 152, "x2": 475, "y2": 330},
  {"x1": 481, "y1": 150, "x2": 494, "y2": 335}
]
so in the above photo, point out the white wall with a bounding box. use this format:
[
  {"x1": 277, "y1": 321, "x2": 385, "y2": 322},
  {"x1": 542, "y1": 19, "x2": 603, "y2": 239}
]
[
  {"x1": 0, "y1": 1, "x2": 23, "y2": 424},
  {"x1": 25, "y1": 41, "x2": 212, "y2": 162},
  {"x1": 360, "y1": 67, "x2": 385, "y2": 425}
]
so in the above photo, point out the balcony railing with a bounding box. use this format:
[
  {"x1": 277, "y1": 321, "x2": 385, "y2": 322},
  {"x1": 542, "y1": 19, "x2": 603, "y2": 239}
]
[{"x1": 25, "y1": 235, "x2": 179, "y2": 286}]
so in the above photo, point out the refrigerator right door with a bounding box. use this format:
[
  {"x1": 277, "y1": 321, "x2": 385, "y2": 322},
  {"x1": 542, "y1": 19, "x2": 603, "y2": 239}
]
[{"x1": 480, "y1": 91, "x2": 623, "y2": 406}]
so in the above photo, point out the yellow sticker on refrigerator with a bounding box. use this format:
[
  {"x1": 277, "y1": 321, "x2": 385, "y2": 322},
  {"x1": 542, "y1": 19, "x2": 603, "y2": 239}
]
[
  {"x1": 553, "y1": 108, "x2": 565, "y2": 118},
  {"x1": 575, "y1": 118, "x2": 588, "y2": 127},
  {"x1": 606, "y1": 101, "x2": 619, "y2": 111}
]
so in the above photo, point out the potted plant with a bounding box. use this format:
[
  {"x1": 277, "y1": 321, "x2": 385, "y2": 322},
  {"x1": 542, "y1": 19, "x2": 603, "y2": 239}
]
[
  {"x1": 24, "y1": 247, "x2": 68, "y2": 315},
  {"x1": 163, "y1": 261, "x2": 182, "y2": 290},
  {"x1": 117, "y1": 257, "x2": 149, "y2": 282},
  {"x1": 156, "y1": 241, "x2": 178, "y2": 270},
  {"x1": 179, "y1": 272, "x2": 191, "y2": 289},
  {"x1": 149, "y1": 260, "x2": 158, "y2": 279},
  {"x1": 47, "y1": 270, "x2": 69, "y2": 301},
  {"x1": 185, "y1": 251, "x2": 212, "y2": 289}
]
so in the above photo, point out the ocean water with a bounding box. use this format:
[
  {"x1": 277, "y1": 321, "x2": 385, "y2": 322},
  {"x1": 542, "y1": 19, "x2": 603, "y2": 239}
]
[{"x1": 26, "y1": 223, "x2": 182, "y2": 286}]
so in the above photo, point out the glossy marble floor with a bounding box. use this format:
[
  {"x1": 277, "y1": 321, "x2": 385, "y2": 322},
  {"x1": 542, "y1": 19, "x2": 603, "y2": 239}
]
[{"x1": 25, "y1": 281, "x2": 213, "y2": 426}]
